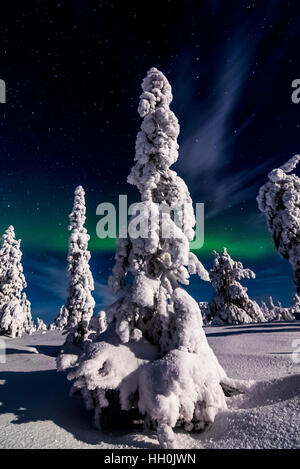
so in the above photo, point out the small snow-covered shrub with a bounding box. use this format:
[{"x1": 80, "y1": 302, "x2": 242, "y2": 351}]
[
  {"x1": 58, "y1": 68, "x2": 237, "y2": 448},
  {"x1": 260, "y1": 300, "x2": 276, "y2": 322},
  {"x1": 262, "y1": 297, "x2": 295, "y2": 322},
  {"x1": 274, "y1": 302, "x2": 295, "y2": 321},
  {"x1": 36, "y1": 317, "x2": 47, "y2": 332},
  {"x1": 54, "y1": 186, "x2": 95, "y2": 343},
  {"x1": 0, "y1": 226, "x2": 34, "y2": 337},
  {"x1": 54, "y1": 305, "x2": 68, "y2": 330},
  {"x1": 208, "y1": 248, "x2": 265, "y2": 325},
  {"x1": 257, "y1": 155, "x2": 300, "y2": 294}
]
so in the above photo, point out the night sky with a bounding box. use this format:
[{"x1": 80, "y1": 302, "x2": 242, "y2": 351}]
[{"x1": 0, "y1": 0, "x2": 299, "y2": 321}]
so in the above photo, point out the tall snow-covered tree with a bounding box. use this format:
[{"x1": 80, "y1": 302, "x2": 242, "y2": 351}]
[
  {"x1": 55, "y1": 186, "x2": 95, "y2": 343},
  {"x1": 58, "y1": 68, "x2": 240, "y2": 449},
  {"x1": 54, "y1": 305, "x2": 68, "y2": 330},
  {"x1": 0, "y1": 226, "x2": 34, "y2": 337},
  {"x1": 208, "y1": 248, "x2": 265, "y2": 325},
  {"x1": 257, "y1": 155, "x2": 300, "y2": 293}
]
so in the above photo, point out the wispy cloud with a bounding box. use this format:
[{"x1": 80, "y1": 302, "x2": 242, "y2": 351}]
[
  {"x1": 27, "y1": 256, "x2": 116, "y2": 316},
  {"x1": 29, "y1": 259, "x2": 68, "y2": 301},
  {"x1": 175, "y1": 3, "x2": 281, "y2": 217}
]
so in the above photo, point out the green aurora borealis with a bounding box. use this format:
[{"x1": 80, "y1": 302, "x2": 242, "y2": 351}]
[{"x1": 0, "y1": 196, "x2": 275, "y2": 259}]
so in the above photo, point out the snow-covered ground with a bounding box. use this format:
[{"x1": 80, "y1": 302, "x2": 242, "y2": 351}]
[{"x1": 0, "y1": 321, "x2": 299, "y2": 449}]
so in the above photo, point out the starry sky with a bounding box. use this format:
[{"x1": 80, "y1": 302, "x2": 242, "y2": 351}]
[{"x1": 0, "y1": 0, "x2": 299, "y2": 321}]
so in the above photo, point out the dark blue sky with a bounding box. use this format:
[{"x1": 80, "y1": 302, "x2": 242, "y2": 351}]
[{"x1": 0, "y1": 0, "x2": 299, "y2": 321}]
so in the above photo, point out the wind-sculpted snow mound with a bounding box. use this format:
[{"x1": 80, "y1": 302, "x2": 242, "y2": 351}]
[
  {"x1": 200, "y1": 374, "x2": 300, "y2": 449},
  {"x1": 232, "y1": 373, "x2": 300, "y2": 409}
]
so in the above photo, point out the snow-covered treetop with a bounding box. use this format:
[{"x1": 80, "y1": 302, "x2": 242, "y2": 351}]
[
  {"x1": 131, "y1": 66, "x2": 178, "y2": 180},
  {"x1": 2, "y1": 226, "x2": 18, "y2": 253},
  {"x1": 4, "y1": 225, "x2": 15, "y2": 239},
  {"x1": 128, "y1": 68, "x2": 195, "y2": 240},
  {"x1": 130, "y1": 66, "x2": 178, "y2": 175},
  {"x1": 279, "y1": 154, "x2": 300, "y2": 174},
  {"x1": 210, "y1": 247, "x2": 255, "y2": 290},
  {"x1": 263, "y1": 155, "x2": 300, "y2": 186},
  {"x1": 67, "y1": 185, "x2": 91, "y2": 274},
  {"x1": 68, "y1": 185, "x2": 86, "y2": 231}
]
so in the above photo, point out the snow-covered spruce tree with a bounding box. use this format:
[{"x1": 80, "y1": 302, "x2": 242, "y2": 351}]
[
  {"x1": 54, "y1": 305, "x2": 68, "y2": 330},
  {"x1": 59, "y1": 68, "x2": 240, "y2": 449},
  {"x1": 208, "y1": 248, "x2": 265, "y2": 325},
  {"x1": 257, "y1": 155, "x2": 300, "y2": 293},
  {"x1": 55, "y1": 186, "x2": 95, "y2": 343},
  {"x1": 0, "y1": 226, "x2": 34, "y2": 337}
]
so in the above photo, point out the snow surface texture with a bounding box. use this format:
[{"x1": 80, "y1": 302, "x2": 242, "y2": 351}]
[
  {"x1": 208, "y1": 248, "x2": 265, "y2": 325},
  {"x1": 0, "y1": 226, "x2": 34, "y2": 338},
  {"x1": 0, "y1": 323, "x2": 299, "y2": 449},
  {"x1": 54, "y1": 186, "x2": 95, "y2": 343},
  {"x1": 59, "y1": 68, "x2": 232, "y2": 449},
  {"x1": 257, "y1": 155, "x2": 300, "y2": 293}
]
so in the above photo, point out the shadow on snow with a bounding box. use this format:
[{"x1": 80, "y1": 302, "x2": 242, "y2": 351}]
[
  {"x1": 206, "y1": 321, "x2": 300, "y2": 337},
  {"x1": 0, "y1": 369, "x2": 158, "y2": 448}
]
